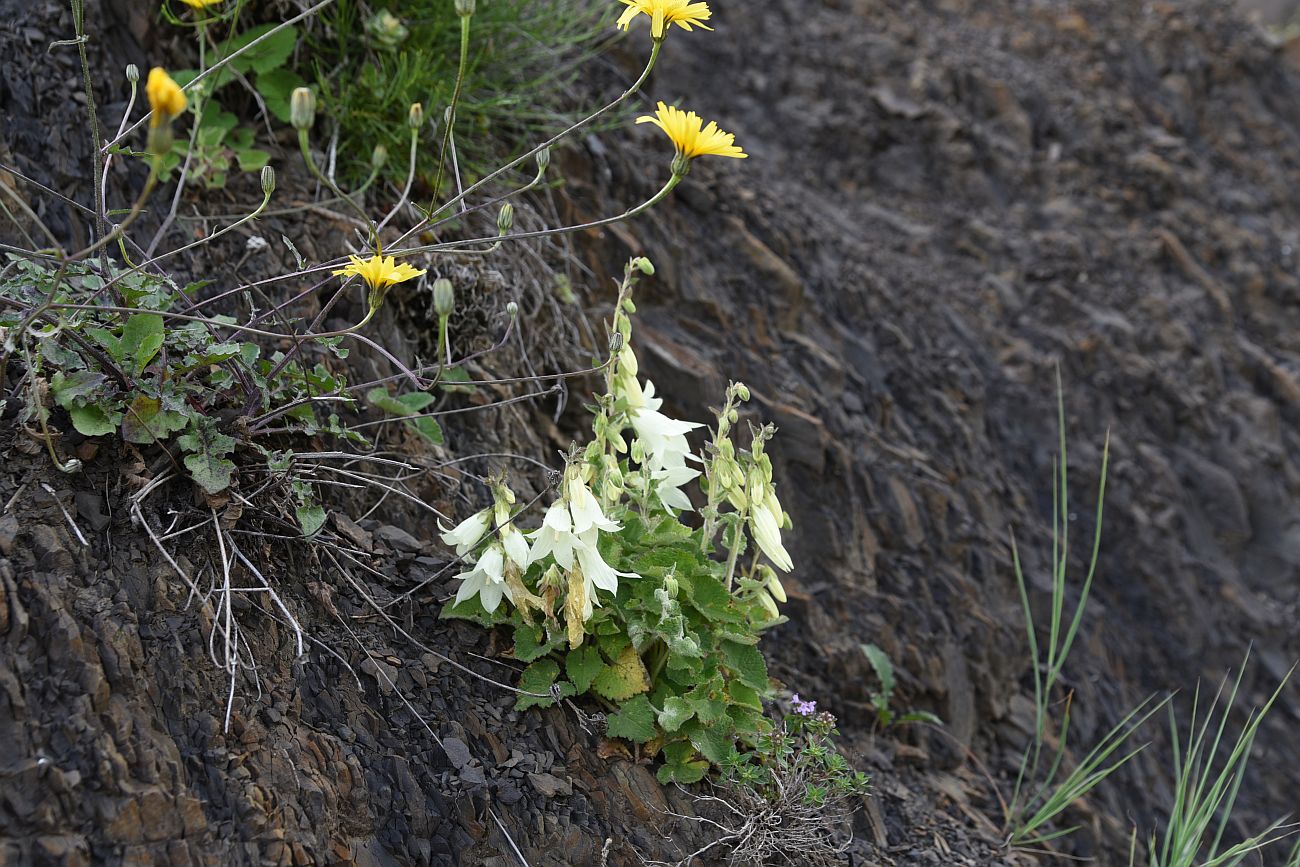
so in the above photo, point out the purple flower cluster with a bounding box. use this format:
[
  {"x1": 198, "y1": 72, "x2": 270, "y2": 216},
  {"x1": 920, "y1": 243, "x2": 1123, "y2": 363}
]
[{"x1": 791, "y1": 693, "x2": 817, "y2": 716}]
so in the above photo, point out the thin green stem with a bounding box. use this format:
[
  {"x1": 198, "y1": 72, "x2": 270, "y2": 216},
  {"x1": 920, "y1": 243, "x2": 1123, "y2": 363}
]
[
  {"x1": 404, "y1": 38, "x2": 662, "y2": 239},
  {"x1": 431, "y1": 12, "x2": 472, "y2": 205}
]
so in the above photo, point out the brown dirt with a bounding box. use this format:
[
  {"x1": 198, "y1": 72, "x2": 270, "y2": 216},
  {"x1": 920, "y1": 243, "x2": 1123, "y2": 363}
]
[{"x1": 3, "y1": 0, "x2": 1300, "y2": 865}]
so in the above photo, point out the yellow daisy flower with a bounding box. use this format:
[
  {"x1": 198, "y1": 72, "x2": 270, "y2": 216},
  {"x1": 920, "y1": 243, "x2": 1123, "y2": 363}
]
[
  {"x1": 177, "y1": 0, "x2": 224, "y2": 8},
  {"x1": 146, "y1": 68, "x2": 187, "y2": 128},
  {"x1": 636, "y1": 102, "x2": 747, "y2": 162},
  {"x1": 332, "y1": 254, "x2": 427, "y2": 291},
  {"x1": 617, "y1": 0, "x2": 712, "y2": 39}
]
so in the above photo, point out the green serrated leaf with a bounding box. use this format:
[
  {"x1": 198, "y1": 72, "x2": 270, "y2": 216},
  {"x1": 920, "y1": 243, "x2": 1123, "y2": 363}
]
[
  {"x1": 726, "y1": 682, "x2": 764, "y2": 711},
  {"x1": 67, "y1": 404, "x2": 117, "y2": 437},
  {"x1": 176, "y1": 420, "x2": 238, "y2": 494},
  {"x1": 121, "y1": 394, "x2": 189, "y2": 444},
  {"x1": 296, "y1": 505, "x2": 326, "y2": 538},
  {"x1": 409, "y1": 416, "x2": 444, "y2": 445},
  {"x1": 657, "y1": 741, "x2": 709, "y2": 784},
  {"x1": 514, "y1": 622, "x2": 563, "y2": 663},
  {"x1": 721, "y1": 640, "x2": 769, "y2": 693},
  {"x1": 657, "y1": 696, "x2": 696, "y2": 733},
  {"x1": 565, "y1": 645, "x2": 604, "y2": 694},
  {"x1": 606, "y1": 695, "x2": 656, "y2": 743},
  {"x1": 218, "y1": 23, "x2": 299, "y2": 77},
  {"x1": 50, "y1": 370, "x2": 107, "y2": 407},
  {"x1": 514, "y1": 659, "x2": 573, "y2": 711},
  {"x1": 684, "y1": 719, "x2": 734, "y2": 765}
]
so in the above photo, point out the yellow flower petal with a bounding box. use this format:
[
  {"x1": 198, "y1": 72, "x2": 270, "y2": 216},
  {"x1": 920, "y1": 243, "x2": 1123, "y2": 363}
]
[
  {"x1": 332, "y1": 254, "x2": 427, "y2": 291},
  {"x1": 177, "y1": 0, "x2": 224, "y2": 8},
  {"x1": 635, "y1": 101, "x2": 747, "y2": 161},
  {"x1": 616, "y1": 0, "x2": 712, "y2": 37},
  {"x1": 145, "y1": 68, "x2": 187, "y2": 128}
]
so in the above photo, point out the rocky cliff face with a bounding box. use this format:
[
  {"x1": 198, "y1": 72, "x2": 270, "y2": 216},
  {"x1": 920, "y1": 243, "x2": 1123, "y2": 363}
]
[{"x1": 2, "y1": 0, "x2": 1299, "y2": 865}]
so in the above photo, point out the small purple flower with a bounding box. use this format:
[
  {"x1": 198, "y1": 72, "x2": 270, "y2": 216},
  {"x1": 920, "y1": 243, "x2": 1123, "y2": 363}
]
[{"x1": 792, "y1": 693, "x2": 817, "y2": 716}]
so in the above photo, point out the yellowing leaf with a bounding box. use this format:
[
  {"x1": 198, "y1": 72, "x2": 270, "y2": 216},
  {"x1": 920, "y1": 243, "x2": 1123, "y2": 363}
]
[{"x1": 592, "y1": 644, "x2": 650, "y2": 702}]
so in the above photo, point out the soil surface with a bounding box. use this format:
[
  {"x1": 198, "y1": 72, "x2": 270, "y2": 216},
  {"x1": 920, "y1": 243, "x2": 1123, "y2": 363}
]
[{"x1": 3, "y1": 0, "x2": 1300, "y2": 866}]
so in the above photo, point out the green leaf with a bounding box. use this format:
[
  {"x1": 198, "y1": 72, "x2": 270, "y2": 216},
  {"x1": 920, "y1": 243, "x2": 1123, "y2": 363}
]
[
  {"x1": 254, "y1": 68, "x2": 306, "y2": 123},
  {"x1": 657, "y1": 697, "x2": 696, "y2": 733},
  {"x1": 177, "y1": 422, "x2": 238, "y2": 495},
  {"x1": 657, "y1": 741, "x2": 709, "y2": 784},
  {"x1": 565, "y1": 646, "x2": 604, "y2": 694},
  {"x1": 514, "y1": 659, "x2": 573, "y2": 711},
  {"x1": 121, "y1": 394, "x2": 188, "y2": 444},
  {"x1": 726, "y1": 682, "x2": 764, "y2": 711},
  {"x1": 409, "y1": 417, "x2": 444, "y2": 445},
  {"x1": 513, "y1": 622, "x2": 563, "y2": 663},
  {"x1": 861, "y1": 643, "x2": 895, "y2": 700},
  {"x1": 67, "y1": 404, "x2": 117, "y2": 437},
  {"x1": 440, "y1": 594, "x2": 501, "y2": 628},
  {"x1": 296, "y1": 505, "x2": 327, "y2": 538},
  {"x1": 721, "y1": 640, "x2": 769, "y2": 693},
  {"x1": 606, "y1": 695, "x2": 656, "y2": 743},
  {"x1": 119, "y1": 313, "x2": 165, "y2": 375},
  {"x1": 592, "y1": 645, "x2": 650, "y2": 702},
  {"x1": 439, "y1": 366, "x2": 476, "y2": 394},
  {"x1": 50, "y1": 370, "x2": 107, "y2": 407},
  {"x1": 897, "y1": 711, "x2": 944, "y2": 725},
  {"x1": 684, "y1": 718, "x2": 734, "y2": 764},
  {"x1": 218, "y1": 24, "x2": 299, "y2": 77},
  {"x1": 235, "y1": 149, "x2": 270, "y2": 172}
]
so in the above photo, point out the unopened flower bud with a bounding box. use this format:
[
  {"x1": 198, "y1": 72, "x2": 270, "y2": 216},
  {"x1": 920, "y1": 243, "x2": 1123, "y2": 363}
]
[
  {"x1": 622, "y1": 298, "x2": 637, "y2": 314},
  {"x1": 763, "y1": 567, "x2": 787, "y2": 603},
  {"x1": 506, "y1": 301, "x2": 519, "y2": 318},
  {"x1": 631, "y1": 256, "x2": 654, "y2": 276},
  {"x1": 408, "y1": 102, "x2": 424, "y2": 130},
  {"x1": 757, "y1": 589, "x2": 781, "y2": 620},
  {"x1": 734, "y1": 382, "x2": 750, "y2": 401},
  {"x1": 664, "y1": 575, "x2": 679, "y2": 599},
  {"x1": 608, "y1": 332, "x2": 623, "y2": 354},
  {"x1": 455, "y1": 0, "x2": 476, "y2": 16},
  {"x1": 125, "y1": 64, "x2": 139, "y2": 84},
  {"x1": 535, "y1": 146, "x2": 551, "y2": 174},
  {"x1": 433, "y1": 278, "x2": 455, "y2": 318},
  {"x1": 290, "y1": 87, "x2": 316, "y2": 131},
  {"x1": 371, "y1": 144, "x2": 388, "y2": 169},
  {"x1": 497, "y1": 202, "x2": 514, "y2": 234},
  {"x1": 260, "y1": 165, "x2": 275, "y2": 196}
]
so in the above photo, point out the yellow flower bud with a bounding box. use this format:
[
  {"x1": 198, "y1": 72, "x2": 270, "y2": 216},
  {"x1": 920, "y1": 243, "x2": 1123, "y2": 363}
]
[{"x1": 290, "y1": 87, "x2": 316, "y2": 131}]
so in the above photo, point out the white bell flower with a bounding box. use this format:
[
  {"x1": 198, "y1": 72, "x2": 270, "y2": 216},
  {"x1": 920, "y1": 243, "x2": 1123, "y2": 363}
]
[
  {"x1": 452, "y1": 542, "x2": 511, "y2": 612},
  {"x1": 628, "y1": 380, "x2": 701, "y2": 471},
  {"x1": 566, "y1": 472, "x2": 620, "y2": 534},
  {"x1": 528, "y1": 500, "x2": 578, "y2": 569},
  {"x1": 750, "y1": 495, "x2": 793, "y2": 572},
  {"x1": 499, "y1": 521, "x2": 530, "y2": 570},
  {"x1": 438, "y1": 508, "x2": 492, "y2": 557},
  {"x1": 649, "y1": 463, "x2": 701, "y2": 512}
]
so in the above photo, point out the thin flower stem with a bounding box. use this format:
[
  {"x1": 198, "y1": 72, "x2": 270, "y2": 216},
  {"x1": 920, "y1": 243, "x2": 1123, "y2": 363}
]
[
  {"x1": 431, "y1": 12, "x2": 472, "y2": 207},
  {"x1": 401, "y1": 39, "x2": 663, "y2": 243}
]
